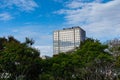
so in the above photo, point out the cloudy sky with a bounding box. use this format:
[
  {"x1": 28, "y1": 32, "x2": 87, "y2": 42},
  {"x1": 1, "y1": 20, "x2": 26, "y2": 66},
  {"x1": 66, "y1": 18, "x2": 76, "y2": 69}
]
[{"x1": 0, "y1": 0, "x2": 119, "y2": 56}]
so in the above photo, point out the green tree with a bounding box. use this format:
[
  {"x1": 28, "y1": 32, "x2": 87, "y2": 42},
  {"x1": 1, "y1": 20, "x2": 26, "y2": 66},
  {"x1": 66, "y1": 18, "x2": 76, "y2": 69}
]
[
  {"x1": 39, "y1": 38, "x2": 115, "y2": 80},
  {"x1": 0, "y1": 36, "x2": 41, "y2": 80}
]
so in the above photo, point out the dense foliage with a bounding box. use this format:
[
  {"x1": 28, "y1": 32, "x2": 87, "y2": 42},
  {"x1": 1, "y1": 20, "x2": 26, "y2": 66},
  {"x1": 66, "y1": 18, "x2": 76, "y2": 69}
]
[
  {"x1": 0, "y1": 36, "x2": 41, "y2": 80},
  {"x1": 0, "y1": 37, "x2": 120, "y2": 80}
]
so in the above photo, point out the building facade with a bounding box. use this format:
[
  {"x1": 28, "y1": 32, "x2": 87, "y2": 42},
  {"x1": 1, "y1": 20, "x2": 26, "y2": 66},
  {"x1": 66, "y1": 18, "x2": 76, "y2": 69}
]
[{"x1": 53, "y1": 26, "x2": 86, "y2": 55}]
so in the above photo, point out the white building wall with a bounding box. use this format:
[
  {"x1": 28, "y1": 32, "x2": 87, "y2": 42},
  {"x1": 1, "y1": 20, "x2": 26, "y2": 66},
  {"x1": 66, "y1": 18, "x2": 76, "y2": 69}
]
[{"x1": 53, "y1": 27, "x2": 86, "y2": 55}]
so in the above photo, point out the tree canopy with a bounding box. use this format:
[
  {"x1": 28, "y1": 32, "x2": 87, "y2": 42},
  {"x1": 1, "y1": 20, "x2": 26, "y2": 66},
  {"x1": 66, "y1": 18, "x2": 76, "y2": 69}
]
[
  {"x1": 0, "y1": 37, "x2": 120, "y2": 80},
  {"x1": 0, "y1": 36, "x2": 41, "y2": 80}
]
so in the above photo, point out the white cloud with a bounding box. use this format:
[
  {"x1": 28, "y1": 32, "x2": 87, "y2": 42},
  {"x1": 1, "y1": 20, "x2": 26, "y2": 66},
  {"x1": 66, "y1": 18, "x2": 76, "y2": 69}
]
[
  {"x1": 9, "y1": 26, "x2": 52, "y2": 44},
  {"x1": 55, "y1": 0, "x2": 120, "y2": 41},
  {"x1": 66, "y1": 0, "x2": 86, "y2": 9},
  {"x1": 34, "y1": 46, "x2": 53, "y2": 57},
  {"x1": 0, "y1": 0, "x2": 38, "y2": 11},
  {"x1": 0, "y1": 26, "x2": 53, "y2": 56},
  {"x1": 0, "y1": 13, "x2": 13, "y2": 21},
  {"x1": 0, "y1": 25, "x2": 53, "y2": 56}
]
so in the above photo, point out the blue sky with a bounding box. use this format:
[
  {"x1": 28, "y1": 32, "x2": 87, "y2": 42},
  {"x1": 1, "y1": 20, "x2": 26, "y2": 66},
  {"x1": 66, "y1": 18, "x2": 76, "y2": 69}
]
[{"x1": 0, "y1": 0, "x2": 120, "y2": 56}]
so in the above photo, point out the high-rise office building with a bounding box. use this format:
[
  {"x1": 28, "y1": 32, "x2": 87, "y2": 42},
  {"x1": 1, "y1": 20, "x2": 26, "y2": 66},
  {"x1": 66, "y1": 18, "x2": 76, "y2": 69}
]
[{"x1": 53, "y1": 26, "x2": 86, "y2": 55}]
